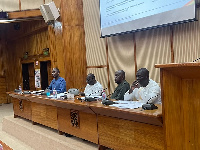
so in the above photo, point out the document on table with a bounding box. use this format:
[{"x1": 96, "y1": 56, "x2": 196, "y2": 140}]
[{"x1": 110, "y1": 101, "x2": 144, "y2": 109}]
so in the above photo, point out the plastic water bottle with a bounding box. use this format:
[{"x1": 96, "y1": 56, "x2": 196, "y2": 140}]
[
  {"x1": 102, "y1": 90, "x2": 106, "y2": 100},
  {"x1": 53, "y1": 88, "x2": 57, "y2": 98},
  {"x1": 19, "y1": 85, "x2": 22, "y2": 94},
  {"x1": 0, "y1": 143, "x2": 3, "y2": 150},
  {"x1": 46, "y1": 88, "x2": 50, "y2": 97}
]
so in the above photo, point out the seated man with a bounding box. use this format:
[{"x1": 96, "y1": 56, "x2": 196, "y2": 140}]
[
  {"x1": 124, "y1": 68, "x2": 161, "y2": 104},
  {"x1": 110, "y1": 70, "x2": 130, "y2": 100},
  {"x1": 84, "y1": 73, "x2": 103, "y2": 97},
  {"x1": 48, "y1": 68, "x2": 66, "y2": 93}
]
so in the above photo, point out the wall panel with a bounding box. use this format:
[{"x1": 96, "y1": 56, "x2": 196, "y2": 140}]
[
  {"x1": 0, "y1": 0, "x2": 19, "y2": 11},
  {"x1": 63, "y1": 26, "x2": 87, "y2": 89},
  {"x1": 5, "y1": 21, "x2": 49, "y2": 93},
  {"x1": 21, "y1": 0, "x2": 43, "y2": 10},
  {"x1": 48, "y1": 24, "x2": 64, "y2": 79},
  {"x1": 61, "y1": 0, "x2": 87, "y2": 90},
  {"x1": 62, "y1": 0, "x2": 84, "y2": 26},
  {"x1": 108, "y1": 33, "x2": 135, "y2": 94},
  {"x1": 0, "y1": 25, "x2": 7, "y2": 103},
  {"x1": 83, "y1": 0, "x2": 106, "y2": 66},
  {"x1": 173, "y1": 8, "x2": 200, "y2": 63},
  {"x1": 135, "y1": 27, "x2": 171, "y2": 83}
]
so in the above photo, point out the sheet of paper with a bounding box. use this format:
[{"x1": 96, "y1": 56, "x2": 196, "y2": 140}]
[{"x1": 110, "y1": 101, "x2": 144, "y2": 109}]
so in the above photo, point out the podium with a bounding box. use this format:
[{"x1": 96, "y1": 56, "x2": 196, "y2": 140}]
[{"x1": 155, "y1": 63, "x2": 200, "y2": 150}]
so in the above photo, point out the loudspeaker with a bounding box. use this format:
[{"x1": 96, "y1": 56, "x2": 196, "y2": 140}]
[
  {"x1": 0, "y1": 12, "x2": 8, "y2": 19},
  {"x1": 40, "y1": 2, "x2": 60, "y2": 23}
]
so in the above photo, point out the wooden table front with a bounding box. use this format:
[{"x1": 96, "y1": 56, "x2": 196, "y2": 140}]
[{"x1": 8, "y1": 92, "x2": 164, "y2": 149}]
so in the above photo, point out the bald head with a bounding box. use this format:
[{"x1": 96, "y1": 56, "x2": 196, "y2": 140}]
[
  {"x1": 86, "y1": 73, "x2": 96, "y2": 85},
  {"x1": 114, "y1": 70, "x2": 125, "y2": 84},
  {"x1": 52, "y1": 67, "x2": 60, "y2": 79},
  {"x1": 136, "y1": 68, "x2": 149, "y2": 87}
]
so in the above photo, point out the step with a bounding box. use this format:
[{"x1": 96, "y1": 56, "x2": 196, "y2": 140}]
[{"x1": 2, "y1": 116, "x2": 97, "y2": 150}]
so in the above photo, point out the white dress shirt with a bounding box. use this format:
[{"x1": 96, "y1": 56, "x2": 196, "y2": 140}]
[
  {"x1": 84, "y1": 81, "x2": 103, "y2": 97},
  {"x1": 124, "y1": 79, "x2": 161, "y2": 104}
]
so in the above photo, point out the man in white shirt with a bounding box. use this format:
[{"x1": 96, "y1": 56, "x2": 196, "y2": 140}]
[
  {"x1": 84, "y1": 73, "x2": 103, "y2": 97},
  {"x1": 124, "y1": 68, "x2": 161, "y2": 104}
]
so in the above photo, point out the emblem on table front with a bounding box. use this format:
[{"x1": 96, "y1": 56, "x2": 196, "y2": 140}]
[
  {"x1": 19, "y1": 100, "x2": 23, "y2": 111},
  {"x1": 70, "y1": 110, "x2": 79, "y2": 128}
]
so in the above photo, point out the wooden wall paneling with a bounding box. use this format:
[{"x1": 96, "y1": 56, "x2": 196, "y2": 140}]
[
  {"x1": 28, "y1": 63, "x2": 35, "y2": 90},
  {"x1": 5, "y1": 21, "x2": 49, "y2": 92},
  {"x1": 170, "y1": 26, "x2": 174, "y2": 63},
  {"x1": 57, "y1": 107, "x2": 98, "y2": 144},
  {"x1": 19, "y1": 0, "x2": 22, "y2": 10},
  {"x1": 8, "y1": 10, "x2": 41, "y2": 19},
  {"x1": 161, "y1": 69, "x2": 183, "y2": 149},
  {"x1": 63, "y1": 26, "x2": 87, "y2": 89},
  {"x1": 133, "y1": 33, "x2": 137, "y2": 78},
  {"x1": 182, "y1": 79, "x2": 200, "y2": 150},
  {"x1": 53, "y1": 0, "x2": 61, "y2": 9},
  {"x1": 0, "y1": 26, "x2": 8, "y2": 103},
  {"x1": 160, "y1": 66, "x2": 200, "y2": 149},
  {"x1": 49, "y1": 24, "x2": 65, "y2": 79},
  {"x1": 0, "y1": 25, "x2": 7, "y2": 78},
  {"x1": 62, "y1": 0, "x2": 84, "y2": 26},
  {"x1": 6, "y1": 23, "x2": 24, "y2": 40},
  {"x1": 62, "y1": 0, "x2": 87, "y2": 89},
  {"x1": 5, "y1": 41, "x2": 22, "y2": 92},
  {"x1": 47, "y1": 61, "x2": 53, "y2": 86},
  {"x1": 49, "y1": 26, "x2": 57, "y2": 68},
  {"x1": 0, "y1": 78, "x2": 7, "y2": 104},
  {"x1": 32, "y1": 102, "x2": 58, "y2": 129},
  {"x1": 13, "y1": 98, "x2": 32, "y2": 120},
  {"x1": 98, "y1": 115, "x2": 164, "y2": 150},
  {"x1": 0, "y1": 43, "x2": 6, "y2": 77}
]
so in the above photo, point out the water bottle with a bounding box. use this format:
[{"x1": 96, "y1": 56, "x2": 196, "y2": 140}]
[
  {"x1": 53, "y1": 88, "x2": 57, "y2": 98},
  {"x1": 46, "y1": 88, "x2": 50, "y2": 96},
  {"x1": 0, "y1": 143, "x2": 3, "y2": 150},
  {"x1": 19, "y1": 85, "x2": 22, "y2": 94},
  {"x1": 102, "y1": 90, "x2": 106, "y2": 100}
]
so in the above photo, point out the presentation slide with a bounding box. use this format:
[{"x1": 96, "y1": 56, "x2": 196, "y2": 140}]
[{"x1": 100, "y1": 0, "x2": 195, "y2": 37}]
